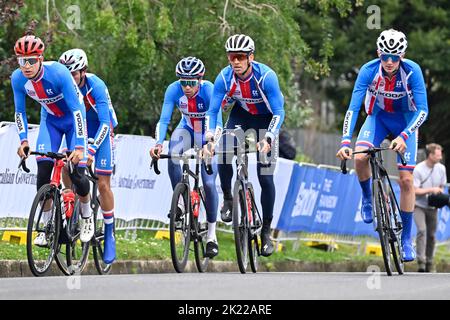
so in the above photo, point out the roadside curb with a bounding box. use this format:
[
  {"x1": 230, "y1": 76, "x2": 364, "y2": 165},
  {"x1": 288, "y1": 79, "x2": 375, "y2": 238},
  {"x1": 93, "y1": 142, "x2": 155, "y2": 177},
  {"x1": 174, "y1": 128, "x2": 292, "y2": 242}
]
[{"x1": 1, "y1": 259, "x2": 449, "y2": 277}]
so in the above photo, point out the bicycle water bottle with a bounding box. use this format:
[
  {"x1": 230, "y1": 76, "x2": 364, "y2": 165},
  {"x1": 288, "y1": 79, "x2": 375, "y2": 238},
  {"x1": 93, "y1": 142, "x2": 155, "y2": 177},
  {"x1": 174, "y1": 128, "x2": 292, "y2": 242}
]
[
  {"x1": 191, "y1": 191, "x2": 200, "y2": 218},
  {"x1": 62, "y1": 190, "x2": 76, "y2": 219}
]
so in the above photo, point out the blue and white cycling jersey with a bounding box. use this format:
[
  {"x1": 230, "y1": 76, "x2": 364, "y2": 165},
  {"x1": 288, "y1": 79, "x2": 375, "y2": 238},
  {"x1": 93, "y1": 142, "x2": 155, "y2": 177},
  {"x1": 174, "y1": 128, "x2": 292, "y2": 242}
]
[
  {"x1": 206, "y1": 61, "x2": 285, "y2": 141},
  {"x1": 155, "y1": 80, "x2": 222, "y2": 145},
  {"x1": 341, "y1": 58, "x2": 428, "y2": 147},
  {"x1": 11, "y1": 61, "x2": 87, "y2": 155},
  {"x1": 82, "y1": 73, "x2": 118, "y2": 156}
]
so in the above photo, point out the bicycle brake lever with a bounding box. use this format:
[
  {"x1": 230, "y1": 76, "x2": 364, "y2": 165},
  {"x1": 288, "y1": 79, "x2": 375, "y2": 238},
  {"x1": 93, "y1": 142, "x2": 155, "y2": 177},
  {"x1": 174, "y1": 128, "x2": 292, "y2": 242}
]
[
  {"x1": 341, "y1": 149, "x2": 349, "y2": 175},
  {"x1": 151, "y1": 158, "x2": 161, "y2": 175},
  {"x1": 19, "y1": 146, "x2": 30, "y2": 173},
  {"x1": 392, "y1": 142, "x2": 407, "y2": 166}
]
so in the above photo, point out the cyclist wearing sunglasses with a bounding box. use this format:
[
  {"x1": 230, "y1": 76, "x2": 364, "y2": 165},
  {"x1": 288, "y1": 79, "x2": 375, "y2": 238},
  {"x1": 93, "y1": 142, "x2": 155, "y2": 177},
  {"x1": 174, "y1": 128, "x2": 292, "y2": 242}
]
[
  {"x1": 11, "y1": 35, "x2": 92, "y2": 246},
  {"x1": 336, "y1": 29, "x2": 429, "y2": 262},
  {"x1": 150, "y1": 57, "x2": 223, "y2": 258},
  {"x1": 59, "y1": 48, "x2": 118, "y2": 264},
  {"x1": 204, "y1": 34, "x2": 285, "y2": 257}
]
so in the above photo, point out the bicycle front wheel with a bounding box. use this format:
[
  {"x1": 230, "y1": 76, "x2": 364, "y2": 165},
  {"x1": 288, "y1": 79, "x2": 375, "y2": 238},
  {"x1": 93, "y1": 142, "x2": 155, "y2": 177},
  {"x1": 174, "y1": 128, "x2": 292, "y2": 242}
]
[
  {"x1": 170, "y1": 183, "x2": 191, "y2": 273},
  {"x1": 233, "y1": 180, "x2": 249, "y2": 274},
  {"x1": 66, "y1": 200, "x2": 90, "y2": 275},
  {"x1": 26, "y1": 184, "x2": 61, "y2": 277},
  {"x1": 373, "y1": 181, "x2": 393, "y2": 276},
  {"x1": 194, "y1": 187, "x2": 209, "y2": 273},
  {"x1": 247, "y1": 183, "x2": 260, "y2": 273}
]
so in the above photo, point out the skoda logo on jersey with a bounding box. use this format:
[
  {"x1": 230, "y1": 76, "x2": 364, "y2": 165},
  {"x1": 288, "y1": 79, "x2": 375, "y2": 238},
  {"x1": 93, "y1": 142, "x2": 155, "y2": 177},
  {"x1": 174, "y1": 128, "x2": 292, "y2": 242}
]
[
  {"x1": 74, "y1": 111, "x2": 84, "y2": 138},
  {"x1": 15, "y1": 113, "x2": 25, "y2": 134},
  {"x1": 95, "y1": 125, "x2": 109, "y2": 147},
  {"x1": 379, "y1": 91, "x2": 406, "y2": 99}
]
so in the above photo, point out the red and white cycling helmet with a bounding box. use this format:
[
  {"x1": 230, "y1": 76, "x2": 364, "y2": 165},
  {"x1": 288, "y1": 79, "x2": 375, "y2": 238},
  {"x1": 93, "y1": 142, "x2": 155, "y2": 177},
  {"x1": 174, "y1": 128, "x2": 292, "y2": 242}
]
[{"x1": 14, "y1": 35, "x2": 45, "y2": 56}]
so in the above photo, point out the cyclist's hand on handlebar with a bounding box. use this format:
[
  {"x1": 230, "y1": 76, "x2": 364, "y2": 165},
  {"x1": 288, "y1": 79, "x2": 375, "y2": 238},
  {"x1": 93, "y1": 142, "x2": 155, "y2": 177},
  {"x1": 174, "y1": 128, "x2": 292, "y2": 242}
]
[
  {"x1": 390, "y1": 136, "x2": 406, "y2": 153},
  {"x1": 87, "y1": 154, "x2": 94, "y2": 167},
  {"x1": 68, "y1": 149, "x2": 84, "y2": 165},
  {"x1": 257, "y1": 138, "x2": 271, "y2": 154},
  {"x1": 202, "y1": 141, "x2": 215, "y2": 158},
  {"x1": 336, "y1": 146, "x2": 352, "y2": 160},
  {"x1": 150, "y1": 144, "x2": 163, "y2": 159},
  {"x1": 17, "y1": 141, "x2": 29, "y2": 158}
]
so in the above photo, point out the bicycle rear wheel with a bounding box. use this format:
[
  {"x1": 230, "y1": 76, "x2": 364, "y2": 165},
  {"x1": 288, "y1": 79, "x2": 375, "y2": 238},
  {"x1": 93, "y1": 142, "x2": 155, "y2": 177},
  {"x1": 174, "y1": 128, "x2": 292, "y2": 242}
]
[
  {"x1": 233, "y1": 180, "x2": 249, "y2": 274},
  {"x1": 247, "y1": 184, "x2": 260, "y2": 273},
  {"x1": 373, "y1": 181, "x2": 393, "y2": 276},
  {"x1": 170, "y1": 183, "x2": 191, "y2": 273},
  {"x1": 26, "y1": 184, "x2": 61, "y2": 277}
]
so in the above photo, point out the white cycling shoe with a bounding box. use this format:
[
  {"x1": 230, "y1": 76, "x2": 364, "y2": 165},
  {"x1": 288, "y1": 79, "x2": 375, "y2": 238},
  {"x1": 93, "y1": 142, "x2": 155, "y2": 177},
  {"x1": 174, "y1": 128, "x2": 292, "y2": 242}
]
[
  {"x1": 34, "y1": 232, "x2": 48, "y2": 246},
  {"x1": 79, "y1": 216, "x2": 95, "y2": 243}
]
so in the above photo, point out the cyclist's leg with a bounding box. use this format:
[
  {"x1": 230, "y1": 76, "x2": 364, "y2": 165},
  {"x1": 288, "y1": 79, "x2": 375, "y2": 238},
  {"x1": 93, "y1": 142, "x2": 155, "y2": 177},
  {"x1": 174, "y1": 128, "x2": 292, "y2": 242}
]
[
  {"x1": 251, "y1": 114, "x2": 277, "y2": 256},
  {"x1": 390, "y1": 115, "x2": 418, "y2": 261},
  {"x1": 94, "y1": 129, "x2": 116, "y2": 264},
  {"x1": 34, "y1": 116, "x2": 63, "y2": 244},
  {"x1": 66, "y1": 123, "x2": 93, "y2": 242},
  {"x1": 354, "y1": 113, "x2": 389, "y2": 223},
  {"x1": 167, "y1": 125, "x2": 192, "y2": 189}
]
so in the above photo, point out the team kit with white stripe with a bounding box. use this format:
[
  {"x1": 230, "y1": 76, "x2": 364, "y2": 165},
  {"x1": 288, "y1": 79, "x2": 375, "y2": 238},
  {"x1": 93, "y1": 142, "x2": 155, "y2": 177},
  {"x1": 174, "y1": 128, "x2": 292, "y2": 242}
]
[
  {"x1": 12, "y1": 61, "x2": 88, "y2": 164},
  {"x1": 341, "y1": 58, "x2": 428, "y2": 171}
]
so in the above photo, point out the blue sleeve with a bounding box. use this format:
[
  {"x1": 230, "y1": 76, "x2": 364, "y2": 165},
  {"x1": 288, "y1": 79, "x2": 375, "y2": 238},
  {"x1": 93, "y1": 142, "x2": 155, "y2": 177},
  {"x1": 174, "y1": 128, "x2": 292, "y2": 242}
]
[
  {"x1": 341, "y1": 64, "x2": 371, "y2": 147},
  {"x1": 88, "y1": 82, "x2": 111, "y2": 156},
  {"x1": 58, "y1": 65, "x2": 87, "y2": 152},
  {"x1": 262, "y1": 71, "x2": 285, "y2": 141},
  {"x1": 11, "y1": 71, "x2": 28, "y2": 143},
  {"x1": 206, "y1": 72, "x2": 227, "y2": 133},
  {"x1": 155, "y1": 84, "x2": 177, "y2": 144},
  {"x1": 400, "y1": 64, "x2": 428, "y2": 140}
]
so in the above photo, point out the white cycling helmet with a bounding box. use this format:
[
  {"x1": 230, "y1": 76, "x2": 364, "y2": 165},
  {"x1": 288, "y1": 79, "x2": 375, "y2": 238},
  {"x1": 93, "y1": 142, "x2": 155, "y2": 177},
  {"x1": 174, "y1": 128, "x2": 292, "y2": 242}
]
[
  {"x1": 175, "y1": 56, "x2": 205, "y2": 78},
  {"x1": 376, "y1": 29, "x2": 407, "y2": 55},
  {"x1": 59, "y1": 48, "x2": 88, "y2": 72},
  {"x1": 225, "y1": 34, "x2": 255, "y2": 53}
]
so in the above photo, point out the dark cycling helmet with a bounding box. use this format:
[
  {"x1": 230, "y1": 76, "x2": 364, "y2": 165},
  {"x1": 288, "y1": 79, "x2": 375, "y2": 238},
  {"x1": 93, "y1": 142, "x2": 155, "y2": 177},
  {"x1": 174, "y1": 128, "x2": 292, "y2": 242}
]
[
  {"x1": 14, "y1": 35, "x2": 45, "y2": 56},
  {"x1": 175, "y1": 56, "x2": 205, "y2": 78}
]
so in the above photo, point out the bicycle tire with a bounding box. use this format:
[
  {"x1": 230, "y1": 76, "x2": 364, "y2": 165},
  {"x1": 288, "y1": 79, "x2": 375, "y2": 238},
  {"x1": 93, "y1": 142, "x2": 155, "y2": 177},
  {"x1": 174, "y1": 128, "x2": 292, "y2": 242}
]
[
  {"x1": 170, "y1": 183, "x2": 191, "y2": 273},
  {"x1": 373, "y1": 181, "x2": 393, "y2": 276},
  {"x1": 387, "y1": 189, "x2": 404, "y2": 275},
  {"x1": 194, "y1": 187, "x2": 209, "y2": 273},
  {"x1": 233, "y1": 180, "x2": 249, "y2": 274},
  {"x1": 247, "y1": 183, "x2": 259, "y2": 273},
  {"x1": 26, "y1": 184, "x2": 61, "y2": 277}
]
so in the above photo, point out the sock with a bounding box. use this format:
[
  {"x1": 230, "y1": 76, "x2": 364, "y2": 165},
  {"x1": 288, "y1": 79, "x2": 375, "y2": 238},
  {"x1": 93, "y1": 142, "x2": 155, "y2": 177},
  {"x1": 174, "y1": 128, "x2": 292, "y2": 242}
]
[
  {"x1": 80, "y1": 201, "x2": 91, "y2": 219},
  {"x1": 359, "y1": 178, "x2": 372, "y2": 202},
  {"x1": 41, "y1": 209, "x2": 52, "y2": 225},
  {"x1": 207, "y1": 222, "x2": 216, "y2": 242},
  {"x1": 400, "y1": 211, "x2": 413, "y2": 242},
  {"x1": 102, "y1": 209, "x2": 114, "y2": 225}
]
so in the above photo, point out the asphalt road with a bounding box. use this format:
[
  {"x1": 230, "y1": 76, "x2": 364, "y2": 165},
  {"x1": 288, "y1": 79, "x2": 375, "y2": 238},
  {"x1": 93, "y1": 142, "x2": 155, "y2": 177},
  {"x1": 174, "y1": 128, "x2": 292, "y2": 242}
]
[{"x1": 1, "y1": 272, "x2": 450, "y2": 300}]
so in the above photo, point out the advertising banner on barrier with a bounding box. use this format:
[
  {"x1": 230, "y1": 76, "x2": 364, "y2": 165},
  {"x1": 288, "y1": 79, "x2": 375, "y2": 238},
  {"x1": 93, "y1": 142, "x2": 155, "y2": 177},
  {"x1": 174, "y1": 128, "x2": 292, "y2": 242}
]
[
  {"x1": 0, "y1": 124, "x2": 294, "y2": 228},
  {"x1": 0, "y1": 124, "x2": 39, "y2": 219}
]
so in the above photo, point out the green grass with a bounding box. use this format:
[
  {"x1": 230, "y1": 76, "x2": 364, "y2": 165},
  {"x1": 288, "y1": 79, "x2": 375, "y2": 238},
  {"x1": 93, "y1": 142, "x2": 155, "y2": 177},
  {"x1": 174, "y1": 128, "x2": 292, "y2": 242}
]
[{"x1": 1, "y1": 229, "x2": 449, "y2": 265}]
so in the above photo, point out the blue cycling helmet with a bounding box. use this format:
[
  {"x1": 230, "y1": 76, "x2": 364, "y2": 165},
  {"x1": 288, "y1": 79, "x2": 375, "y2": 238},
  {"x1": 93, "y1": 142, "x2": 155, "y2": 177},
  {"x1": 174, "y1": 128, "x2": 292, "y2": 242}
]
[{"x1": 175, "y1": 56, "x2": 205, "y2": 78}]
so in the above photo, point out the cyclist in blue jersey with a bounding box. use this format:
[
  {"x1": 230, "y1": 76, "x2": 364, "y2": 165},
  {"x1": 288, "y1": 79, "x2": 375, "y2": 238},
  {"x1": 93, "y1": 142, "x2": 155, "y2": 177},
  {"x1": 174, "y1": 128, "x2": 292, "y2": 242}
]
[
  {"x1": 150, "y1": 57, "x2": 223, "y2": 258},
  {"x1": 59, "y1": 48, "x2": 118, "y2": 264},
  {"x1": 12, "y1": 35, "x2": 93, "y2": 246},
  {"x1": 204, "y1": 34, "x2": 285, "y2": 257},
  {"x1": 337, "y1": 29, "x2": 429, "y2": 262}
]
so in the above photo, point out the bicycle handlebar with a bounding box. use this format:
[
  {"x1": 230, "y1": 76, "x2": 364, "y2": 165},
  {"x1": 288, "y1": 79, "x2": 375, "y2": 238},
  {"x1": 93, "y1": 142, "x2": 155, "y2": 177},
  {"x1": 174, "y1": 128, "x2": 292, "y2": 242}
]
[
  {"x1": 340, "y1": 143, "x2": 407, "y2": 175},
  {"x1": 150, "y1": 153, "x2": 213, "y2": 176},
  {"x1": 19, "y1": 146, "x2": 69, "y2": 173}
]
